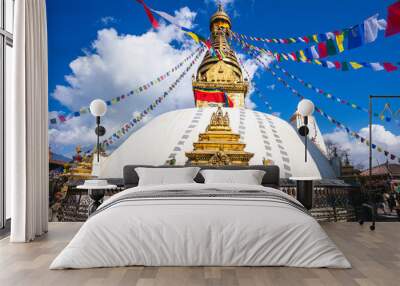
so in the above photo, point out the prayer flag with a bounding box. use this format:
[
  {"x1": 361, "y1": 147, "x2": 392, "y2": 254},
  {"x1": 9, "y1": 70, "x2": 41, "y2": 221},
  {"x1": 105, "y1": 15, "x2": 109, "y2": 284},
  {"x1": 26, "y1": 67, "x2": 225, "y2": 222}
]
[
  {"x1": 185, "y1": 32, "x2": 199, "y2": 43},
  {"x1": 312, "y1": 34, "x2": 319, "y2": 43},
  {"x1": 151, "y1": 9, "x2": 181, "y2": 27},
  {"x1": 299, "y1": 50, "x2": 307, "y2": 61},
  {"x1": 385, "y1": 2, "x2": 400, "y2": 37},
  {"x1": 304, "y1": 47, "x2": 313, "y2": 59},
  {"x1": 136, "y1": 0, "x2": 160, "y2": 29},
  {"x1": 50, "y1": 118, "x2": 57, "y2": 124},
  {"x1": 349, "y1": 62, "x2": 363, "y2": 69},
  {"x1": 310, "y1": 46, "x2": 320, "y2": 59},
  {"x1": 363, "y1": 14, "x2": 387, "y2": 43},
  {"x1": 347, "y1": 25, "x2": 363, "y2": 49},
  {"x1": 326, "y1": 39, "x2": 337, "y2": 56},
  {"x1": 370, "y1": 62, "x2": 385, "y2": 71},
  {"x1": 318, "y1": 42, "x2": 328, "y2": 58},
  {"x1": 326, "y1": 61, "x2": 336, "y2": 69},
  {"x1": 194, "y1": 88, "x2": 233, "y2": 107},
  {"x1": 335, "y1": 33, "x2": 345, "y2": 52},
  {"x1": 383, "y1": 62, "x2": 398, "y2": 72},
  {"x1": 302, "y1": 36, "x2": 310, "y2": 43},
  {"x1": 326, "y1": 32, "x2": 335, "y2": 39},
  {"x1": 318, "y1": 33, "x2": 328, "y2": 42},
  {"x1": 342, "y1": 62, "x2": 349, "y2": 71}
]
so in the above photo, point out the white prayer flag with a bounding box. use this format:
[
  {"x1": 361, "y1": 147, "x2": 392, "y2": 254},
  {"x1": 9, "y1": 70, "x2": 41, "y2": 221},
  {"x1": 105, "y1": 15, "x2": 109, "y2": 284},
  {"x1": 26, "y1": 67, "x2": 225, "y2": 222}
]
[
  {"x1": 364, "y1": 14, "x2": 387, "y2": 43},
  {"x1": 370, "y1": 62, "x2": 384, "y2": 71}
]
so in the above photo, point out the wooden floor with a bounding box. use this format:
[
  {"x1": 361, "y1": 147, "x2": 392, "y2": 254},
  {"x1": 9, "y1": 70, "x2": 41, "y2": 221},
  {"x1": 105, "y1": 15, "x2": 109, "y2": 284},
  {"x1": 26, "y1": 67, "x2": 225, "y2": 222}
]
[{"x1": 0, "y1": 222, "x2": 399, "y2": 286}]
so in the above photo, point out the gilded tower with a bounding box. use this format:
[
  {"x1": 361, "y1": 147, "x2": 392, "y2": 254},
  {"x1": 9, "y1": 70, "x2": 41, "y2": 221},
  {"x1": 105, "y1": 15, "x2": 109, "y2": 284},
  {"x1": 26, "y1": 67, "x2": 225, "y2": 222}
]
[
  {"x1": 186, "y1": 6, "x2": 253, "y2": 166},
  {"x1": 192, "y1": 4, "x2": 248, "y2": 108}
]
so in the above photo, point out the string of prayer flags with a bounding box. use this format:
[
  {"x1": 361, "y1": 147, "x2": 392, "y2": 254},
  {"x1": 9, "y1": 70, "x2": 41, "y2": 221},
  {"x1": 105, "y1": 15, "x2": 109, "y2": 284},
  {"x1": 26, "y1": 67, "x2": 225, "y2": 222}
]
[
  {"x1": 136, "y1": 0, "x2": 159, "y2": 29},
  {"x1": 231, "y1": 13, "x2": 387, "y2": 45},
  {"x1": 245, "y1": 48, "x2": 400, "y2": 162},
  {"x1": 232, "y1": 33, "x2": 400, "y2": 72},
  {"x1": 272, "y1": 64, "x2": 398, "y2": 124},
  {"x1": 101, "y1": 48, "x2": 205, "y2": 149},
  {"x1": 314, "y1": 106, "x2": 400, "y2": 162},
  {"x1": 137, "y1": 1, "x2": 214, "y2": 52},
  {"x1": 49, "y1": 46, "x2": 203, "y2": 125},
  {"x1": 385, "y1": 1, "x2": 400, "y2": 37}
]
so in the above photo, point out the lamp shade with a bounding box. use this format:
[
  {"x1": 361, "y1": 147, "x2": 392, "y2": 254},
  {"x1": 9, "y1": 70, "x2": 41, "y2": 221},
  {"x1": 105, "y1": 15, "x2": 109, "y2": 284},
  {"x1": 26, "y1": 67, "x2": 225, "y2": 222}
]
[
  {"x1": 90, "y1": 99, "x2": 107, "y2": 117},
  {"x1": 297, "y1": 99, "x2": 315, "y2": 116}
]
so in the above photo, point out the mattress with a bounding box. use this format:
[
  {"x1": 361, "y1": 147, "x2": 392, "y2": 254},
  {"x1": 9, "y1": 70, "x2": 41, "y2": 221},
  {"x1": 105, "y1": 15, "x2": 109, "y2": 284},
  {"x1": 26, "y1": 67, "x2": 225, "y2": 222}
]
[{"x1": 50, "y1": 183, "x2": 351, "y2": 269}]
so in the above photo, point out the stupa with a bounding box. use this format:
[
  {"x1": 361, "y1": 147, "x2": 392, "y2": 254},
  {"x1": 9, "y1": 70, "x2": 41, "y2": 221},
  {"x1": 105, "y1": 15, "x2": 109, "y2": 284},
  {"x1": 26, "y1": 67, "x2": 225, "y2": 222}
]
[{"x1": 94, "y1": 5, "x2": 337, "y2": 180}]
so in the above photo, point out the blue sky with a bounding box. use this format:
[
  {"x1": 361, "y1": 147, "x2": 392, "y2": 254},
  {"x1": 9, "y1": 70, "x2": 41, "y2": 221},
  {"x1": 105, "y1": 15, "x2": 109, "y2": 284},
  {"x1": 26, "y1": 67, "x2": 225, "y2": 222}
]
[{"x1": 47, "y1": 0, "x2": 400, "y2": 164}]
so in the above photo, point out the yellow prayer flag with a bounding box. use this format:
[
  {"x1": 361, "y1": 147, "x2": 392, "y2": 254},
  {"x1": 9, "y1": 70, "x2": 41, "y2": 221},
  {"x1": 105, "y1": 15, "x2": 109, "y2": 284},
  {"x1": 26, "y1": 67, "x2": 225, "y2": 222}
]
[
  {"x1": 185, "y1": 32, "x2": 199, "y2": 43},
  {"x1": 336, "y1": 33, "x2": 344, "y2": 52},
  {"x1": 299, "y1": 50, "x2": 307, "y2": 61},
  {"x1": 289, "y1": 38, "x2": 296, "y2": 43},
  {"x1": 314, "y1": 59, "x2": 322, "y2": 65},
  {"x1": 312, "y1": 34, "x2": 319, "y2": 43},
  {"x1": 349, "y1": 62, "x2": 363, "y2": 69}
]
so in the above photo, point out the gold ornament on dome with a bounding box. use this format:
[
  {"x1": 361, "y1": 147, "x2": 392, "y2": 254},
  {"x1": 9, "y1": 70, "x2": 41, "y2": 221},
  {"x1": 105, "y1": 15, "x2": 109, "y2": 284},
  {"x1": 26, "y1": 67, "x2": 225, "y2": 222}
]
[
  {"x1": 192, "y1": 4, "x2": 248, "y2": 108},
  {"x1": 185, "y1": 107, "x2": 254, "y2": 166}
]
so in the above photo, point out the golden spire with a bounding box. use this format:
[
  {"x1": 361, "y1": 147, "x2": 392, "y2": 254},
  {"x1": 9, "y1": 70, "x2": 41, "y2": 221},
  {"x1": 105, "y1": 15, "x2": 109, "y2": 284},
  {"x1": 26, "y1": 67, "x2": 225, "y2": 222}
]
[
  {"x1": 185, "y1": 107, "x2": 254, "y2": 166},
  {"x1": 192, "y1": 5, "x2": 248, "y2": 108}
]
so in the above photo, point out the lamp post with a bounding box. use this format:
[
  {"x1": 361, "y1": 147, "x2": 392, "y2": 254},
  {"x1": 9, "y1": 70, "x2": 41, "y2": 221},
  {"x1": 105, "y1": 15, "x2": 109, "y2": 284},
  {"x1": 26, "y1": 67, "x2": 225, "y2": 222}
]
[
  {"x1": 89, "y1": 99, "x2": 107, "y2": 162},
  {"x1": 297, "y1": 99, "x2": 315, "y2": 162}
]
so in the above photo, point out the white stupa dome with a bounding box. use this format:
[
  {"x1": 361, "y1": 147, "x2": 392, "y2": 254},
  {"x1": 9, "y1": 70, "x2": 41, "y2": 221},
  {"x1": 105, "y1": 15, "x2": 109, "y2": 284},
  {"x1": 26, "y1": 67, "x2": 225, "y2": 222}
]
[{"x1": 96, "y1": 107, "x2": 336, "y2": 179}]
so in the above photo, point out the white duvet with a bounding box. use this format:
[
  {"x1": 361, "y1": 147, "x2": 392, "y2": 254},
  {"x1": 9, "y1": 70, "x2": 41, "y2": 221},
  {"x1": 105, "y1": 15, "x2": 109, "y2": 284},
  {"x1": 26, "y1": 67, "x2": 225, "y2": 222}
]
[{"x1": 50, "y1": 183, "x2": 351, "y2": 269}]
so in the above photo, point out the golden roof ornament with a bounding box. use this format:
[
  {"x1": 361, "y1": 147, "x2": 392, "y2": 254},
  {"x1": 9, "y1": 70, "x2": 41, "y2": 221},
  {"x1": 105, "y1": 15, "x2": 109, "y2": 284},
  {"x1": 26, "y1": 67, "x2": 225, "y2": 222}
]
[
  {"x1": 186, "y1": 107, "x2": 254, "y2": 166},
  {"x1": 192, "y1": 4, "x2": 248, "y2": 108}
]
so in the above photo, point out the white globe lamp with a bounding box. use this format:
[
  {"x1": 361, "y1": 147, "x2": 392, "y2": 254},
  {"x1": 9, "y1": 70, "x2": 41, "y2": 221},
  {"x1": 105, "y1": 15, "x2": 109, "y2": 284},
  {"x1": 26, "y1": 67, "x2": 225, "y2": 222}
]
[
  {"x1": 297, "y1": 99, "x2": 315, "y2": 117},
  {"x1": 297, "y1": 99, "x2": 314, "y2": 162},
  {"x1": 90, "y1": 99, "x2": 108, "y2": 162},
  {"x1": 90, "y1": 99, "x2": 107, "y2": 117}
]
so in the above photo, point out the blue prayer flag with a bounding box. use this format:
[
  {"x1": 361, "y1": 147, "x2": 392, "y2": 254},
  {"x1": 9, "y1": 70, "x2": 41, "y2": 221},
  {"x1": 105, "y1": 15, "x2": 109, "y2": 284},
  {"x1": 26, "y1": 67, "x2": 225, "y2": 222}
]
[{"x1": 347, "y1": 25, "x2": 363, "y2": 49}]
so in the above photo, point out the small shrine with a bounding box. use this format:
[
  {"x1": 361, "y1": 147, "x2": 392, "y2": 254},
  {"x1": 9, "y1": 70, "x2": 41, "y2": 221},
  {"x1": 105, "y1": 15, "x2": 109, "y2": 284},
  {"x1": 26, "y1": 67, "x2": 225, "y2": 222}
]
[
  {"x1": 185, "y1": 107, "x2": 253, "y2": 166},
  {"x1": 63, "y1": 145, "x2": 94, "y2": 179}
]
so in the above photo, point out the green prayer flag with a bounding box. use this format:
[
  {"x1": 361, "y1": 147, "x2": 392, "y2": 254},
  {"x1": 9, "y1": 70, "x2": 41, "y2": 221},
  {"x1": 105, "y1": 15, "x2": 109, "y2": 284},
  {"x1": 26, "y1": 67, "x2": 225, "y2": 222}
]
[
  {"x1": 326, "y1": 39, "x2": 337, "y2": 56},
  {"x1": 295, "y1": 51, "x2": 301, "y2": 62},
  {"x1": 342, "y1": 62, "x2": 349, "y2": 71}
]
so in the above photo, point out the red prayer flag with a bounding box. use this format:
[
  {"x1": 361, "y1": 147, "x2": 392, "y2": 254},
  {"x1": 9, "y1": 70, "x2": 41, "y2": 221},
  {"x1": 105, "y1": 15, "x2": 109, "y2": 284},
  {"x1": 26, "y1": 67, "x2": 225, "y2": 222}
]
[
  {"x1": 383, "y1": 62, "x2": 398, "y2": 72},
  {"x1": 318, "y1": 42, "x2": 328, "y2": 58},
  {"x1": 136, "y1": 0, "x2": 160, "y2": 29},
  {"x1": 385, "y1": 2, "x2": 400, "y2": 37},
  {"x1": 302, "y1": 36, "x2": 310, "y2": 43},
  {"x1": 194, "y1": 89, "x2": 233, "y2": 107},
  {"x1": 334, "y1": 61, "x2": 341, "y2": 69}
]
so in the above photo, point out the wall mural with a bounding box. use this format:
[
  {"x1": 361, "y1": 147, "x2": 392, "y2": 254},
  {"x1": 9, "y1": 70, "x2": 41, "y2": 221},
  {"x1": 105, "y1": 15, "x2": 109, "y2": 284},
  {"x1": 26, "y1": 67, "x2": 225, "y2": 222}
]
[{"x1": 48, "y1": 1, "x2": 400, "y2": 221}]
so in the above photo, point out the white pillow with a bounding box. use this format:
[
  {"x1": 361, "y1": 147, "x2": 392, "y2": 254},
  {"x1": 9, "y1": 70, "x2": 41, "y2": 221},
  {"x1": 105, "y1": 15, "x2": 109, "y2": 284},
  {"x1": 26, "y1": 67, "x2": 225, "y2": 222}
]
[
  {"x1": 200, "y1": 169, "x2": 265, "y2": 185},
  {"x1": 135, "y1": 167, "x2": 200, "y2": 186}
]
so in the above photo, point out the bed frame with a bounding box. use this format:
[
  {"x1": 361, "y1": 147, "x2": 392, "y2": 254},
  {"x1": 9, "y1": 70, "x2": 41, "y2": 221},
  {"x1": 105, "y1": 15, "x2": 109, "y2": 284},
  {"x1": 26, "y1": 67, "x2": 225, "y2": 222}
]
[{"x1": 123, "y1": 165, "x2": 280, "y2": 189}]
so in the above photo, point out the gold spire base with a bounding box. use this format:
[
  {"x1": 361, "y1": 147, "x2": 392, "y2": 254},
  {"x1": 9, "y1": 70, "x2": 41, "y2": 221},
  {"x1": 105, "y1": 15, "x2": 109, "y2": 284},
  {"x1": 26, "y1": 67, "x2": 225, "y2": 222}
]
[{"x1": 186, "y1": 107, "x2": 253, "y2": 166}]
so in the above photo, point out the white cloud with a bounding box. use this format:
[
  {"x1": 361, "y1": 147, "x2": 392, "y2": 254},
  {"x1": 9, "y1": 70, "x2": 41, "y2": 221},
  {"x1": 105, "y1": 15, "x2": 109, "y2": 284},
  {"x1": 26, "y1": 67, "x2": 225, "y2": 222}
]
[
  {"x1": 205, "y1": 0, "x2": 235, "y2": 9},
  {"x1": 49, "y1": 6, "x2": 260, "y2": 156},
  {"x1": 100, "y1": 16, "x2": 117, "y2": 26},
  {"x1": 323, "y1": 124, "x2": 400, "y2": 169}
]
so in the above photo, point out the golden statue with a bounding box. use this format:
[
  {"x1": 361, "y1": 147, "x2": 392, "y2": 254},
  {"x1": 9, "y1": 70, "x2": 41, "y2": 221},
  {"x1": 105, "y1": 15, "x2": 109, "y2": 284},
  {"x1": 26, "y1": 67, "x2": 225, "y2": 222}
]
[{"x1": 186, "y1": 107, "x2": 254, "y2": 166}]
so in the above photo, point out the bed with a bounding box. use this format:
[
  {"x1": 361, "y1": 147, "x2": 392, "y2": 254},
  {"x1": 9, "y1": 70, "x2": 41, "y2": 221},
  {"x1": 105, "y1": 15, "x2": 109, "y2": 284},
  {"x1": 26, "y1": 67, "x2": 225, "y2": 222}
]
[{"x1": 50, "y1": 165, "x2": 351, "y2": 269}]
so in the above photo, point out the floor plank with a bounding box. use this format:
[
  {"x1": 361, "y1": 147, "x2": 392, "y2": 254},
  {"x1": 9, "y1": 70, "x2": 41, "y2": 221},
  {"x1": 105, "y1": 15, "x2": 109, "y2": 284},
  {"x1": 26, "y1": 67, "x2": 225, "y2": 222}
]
[{"x1": 0, "y1": 222, "x2": 399, "y2": 286}]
